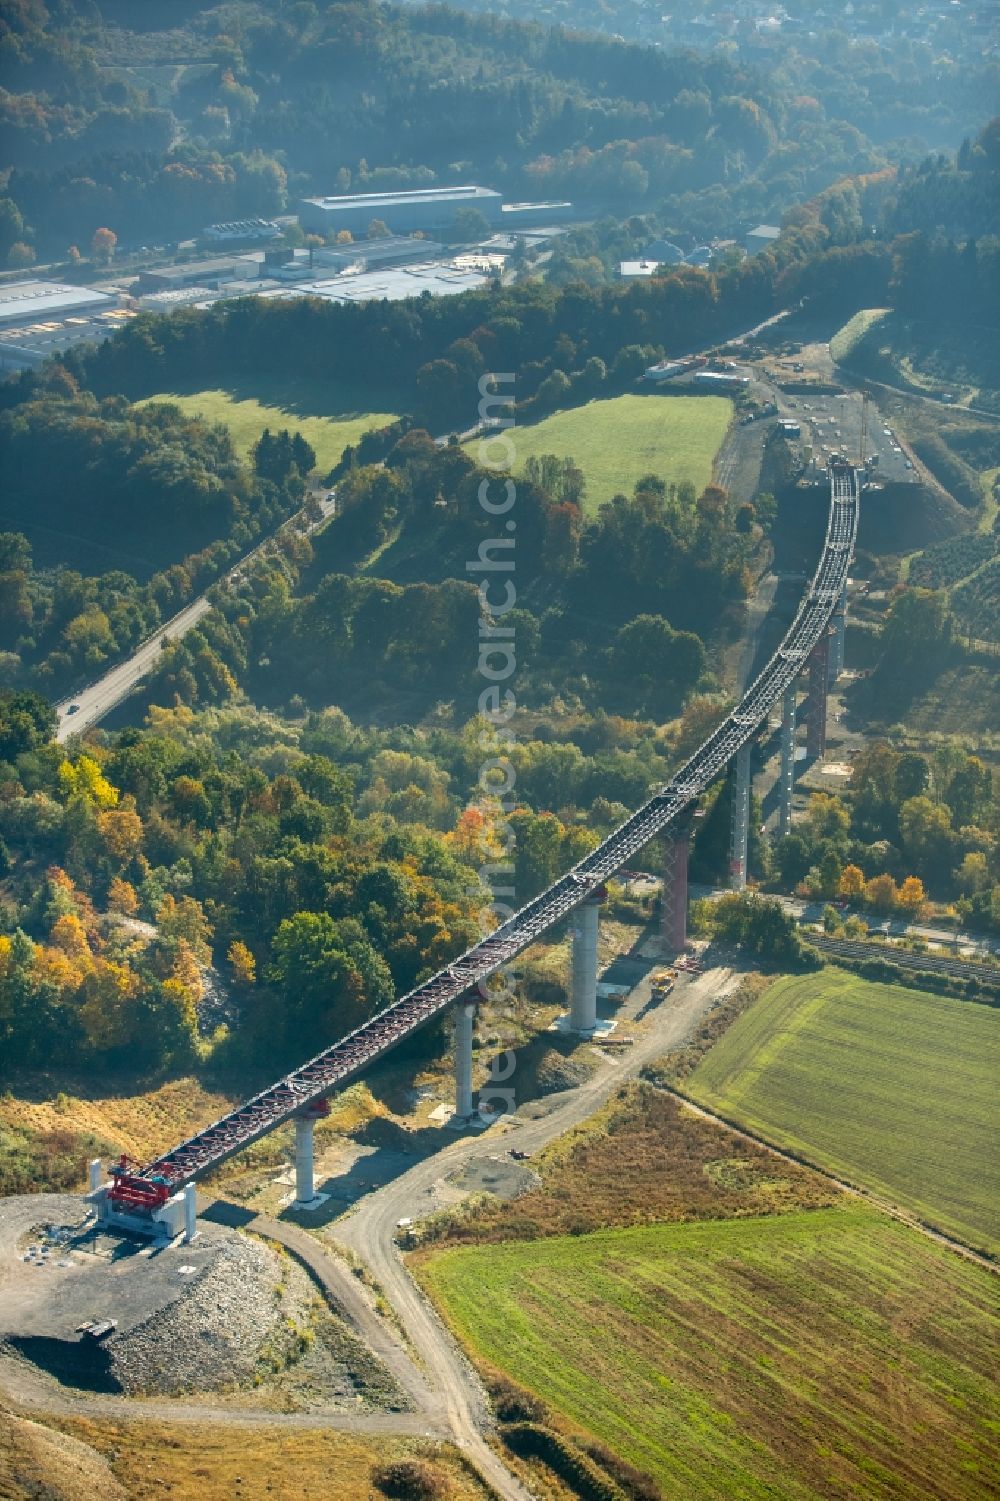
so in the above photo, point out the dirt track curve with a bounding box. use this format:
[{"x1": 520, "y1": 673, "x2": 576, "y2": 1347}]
[
  {"x1": 0, "y1": 968, "x2": 737, "y2": 1500},
  {"x1": 334, "y1": 965, "x2": 741, "y2": 1499}
]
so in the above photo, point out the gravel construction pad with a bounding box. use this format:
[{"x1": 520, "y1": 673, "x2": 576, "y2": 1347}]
[
  {"x1": 446, "y1": 1158, "x2": 540, "y2": 1199},
  {"x1": 0, "y1": 1193, "x2": 406, "y2": 1408}
]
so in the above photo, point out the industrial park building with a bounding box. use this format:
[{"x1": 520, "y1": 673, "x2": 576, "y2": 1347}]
[
  {"x1": 0, "y1": 279, "x2": 113, "y2": 329},
  {"x1": 0, "y1": 279, "x2": 124, "y2": 370},
  {"x1": 299, "y1": 185, "x2": 503, "y2": 237}
]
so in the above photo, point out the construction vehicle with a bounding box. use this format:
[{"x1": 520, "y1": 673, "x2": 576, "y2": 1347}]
[{"x1": 650, "y1": 968, "x2": 677, "y2": 998}]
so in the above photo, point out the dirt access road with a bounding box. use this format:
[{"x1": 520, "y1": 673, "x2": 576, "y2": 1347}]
[{"x1": 334, "y1": 964, "x2": 741, "y2": 1501}]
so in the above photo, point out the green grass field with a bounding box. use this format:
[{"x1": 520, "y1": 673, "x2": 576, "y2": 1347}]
[
  {"x1": 138, "y1": 374, "x2": 401, "y2": 473},
  {"x1": 686, "y1": 971, "x2": 999, "y2": 1252},
  {"x1": 420, "y1": 1207, "x2": 998, "y2": 1500},
  {"x1": 468, "y1": 393, "x2": 732, "y2": 513}
]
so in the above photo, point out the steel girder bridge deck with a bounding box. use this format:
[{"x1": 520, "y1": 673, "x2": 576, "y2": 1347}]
[{"x1": 114, "y1": 463, "x2": 859, "y2": 1208}]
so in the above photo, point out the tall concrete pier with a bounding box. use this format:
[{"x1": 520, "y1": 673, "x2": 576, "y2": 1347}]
[
  {"x1": 454, "y1": 999, "x2": 477, "y2": 1120},
  {"x1": 729, "y1": 741, "x2": 752, "y2": 890},
  {"x1": 778, "y1": 684, "x2": 797, "y2": 837},
  {"x1": 570, "y1": 894, "x2": 602, "y2": 1033}
]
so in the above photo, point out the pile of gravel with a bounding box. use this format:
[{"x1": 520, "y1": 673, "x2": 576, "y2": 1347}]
[{"x1": 108, "y1": 1235, "x2": 289, "y2": 1396}]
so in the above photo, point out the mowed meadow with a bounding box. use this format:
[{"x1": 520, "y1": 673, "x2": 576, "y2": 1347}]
[
  {"x1": 686, "y1": 970, "x2": 999, "y2": 1253},
  {"x1": 468, "y1": 392, "x2": 732, "y2": 513},
  {"x1": 138, "y1": 374, "x2": 401, "y2": 472},
  {"x1": 420, "y1": 1207, "x2": 998, "y2": 1501}
]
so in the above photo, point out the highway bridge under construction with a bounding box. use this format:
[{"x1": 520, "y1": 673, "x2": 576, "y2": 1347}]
[{"x1": 98, "y1": 460, "x2": 860, "y2": 1231}]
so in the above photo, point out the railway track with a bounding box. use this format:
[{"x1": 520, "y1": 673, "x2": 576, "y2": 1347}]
[
  {"x1": 809, "y1": 932, "x2": 1000, "y2": 987},
  {"x1": 129, "y1": 464, "x2": 860, "y2": 1195}
]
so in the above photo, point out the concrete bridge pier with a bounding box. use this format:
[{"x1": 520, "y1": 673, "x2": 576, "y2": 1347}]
[
  {"x1": 806, "y1": 632, "x2": 830, "y2": 759},
  {"x1": 453, "y1": 999, "x2": 478, "y2": 1121},
  {"x1": 829, "y1": 583, "x2": 847, "y2": 683},
  {"x1": 662, "y1": 815, "x2": 700, "y2": 953},
  {"x1": 294, "y1": 1100, "x2": 330, "y2": 1208},
  {"x1": 570, "y1": 893, "x2": 603, "y2": 1034},
  {"x1": 778, "y1": 685, "x2": 797, "y2": 838},
  {"x1": 729, "y1": 741, "x2": 752, "y2": 891}
]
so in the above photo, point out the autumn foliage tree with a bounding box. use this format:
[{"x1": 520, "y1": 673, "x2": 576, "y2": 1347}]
[{"x1": 90, "y1": 226, "x2": 117, "y2": 263}]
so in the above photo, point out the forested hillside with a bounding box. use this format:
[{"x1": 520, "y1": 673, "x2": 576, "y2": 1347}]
[
  {"x1": 2, "y1": 0, "x2": 991, "y2": 265},
  {"x1": 1, "y1": 3, "x2": 998, "y2": 1164}
]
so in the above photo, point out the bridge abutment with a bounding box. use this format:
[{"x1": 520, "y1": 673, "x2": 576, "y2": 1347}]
[{"x1": 570, "y1": 894, "x2": 602, "y2": 1034}]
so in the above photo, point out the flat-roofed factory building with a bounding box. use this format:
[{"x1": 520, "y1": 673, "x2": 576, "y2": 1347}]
[
  {"x1": 299, "y1": 185, "x2": 503, "y2": 238},
  {"x1": 0, "y1": 279, "x2": 114, "y2": 330},
  {"x1": 0, "y1": 279, "x2": 125, "y2": 369}
]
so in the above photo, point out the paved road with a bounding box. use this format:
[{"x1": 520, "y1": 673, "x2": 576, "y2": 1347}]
[
  {"x1": 54, "y1": 491, "x2": 336, "y2": 743},
  {"x1": 54, "y1": 595, "x2": 214, "y2": 743},
  {"x1": 335, "y1": 963, "x2": 739, "y2": 1501},
  {"x1": 690, "y1": 883, "x2": 1000, "y2": 960}
]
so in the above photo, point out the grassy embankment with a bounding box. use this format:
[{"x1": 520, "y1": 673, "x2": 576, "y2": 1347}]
[
  {"x1": 138, "y1": 373, "x2": 402, "y2": 472},
  {"x1": 2, "y1": 1411, "x2": 489, "y2": 1501},
  {"x1": 413, "y1": 1080, "x2": 836, "y2": 1246},
  {"x1": 686, "y1": 969, "x2": 999, "y2": 1252},
  {"x1": 828, "y1": 306, "x2": 890, "y2": 366},
  {"x1": 421, "y1": 1206, "x2": 998, "y2": 1501},
  {"x1": 830, "y1": 306, "x2": 1000, "y2": 408},
  {"x1": 467, "y1": 392, "x2": 732, "y2": 514},
  {"x1": 0, "y1": 1075, "x2": 386, "y2": 1200}
]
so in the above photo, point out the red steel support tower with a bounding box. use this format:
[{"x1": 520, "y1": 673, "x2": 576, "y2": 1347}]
[{"x1": 662, "y1": 811, "x2": 702, "y2": 953}]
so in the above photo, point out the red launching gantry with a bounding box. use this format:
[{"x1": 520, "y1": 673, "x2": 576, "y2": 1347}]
[{"x1": 108, "y1": 1155, "x2": 174, "y2": 1213}]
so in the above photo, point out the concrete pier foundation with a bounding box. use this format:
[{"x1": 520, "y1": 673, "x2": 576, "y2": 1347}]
[
  {"x1": 454, "y1": 999, "x2": 477, "y2": 1120},
  {"x1": 729, "y1": 741, "x2": 752, "y2": 891},
  {"x1": 661, "y1": 829, "x2": 691, "y2": 954},
  {"x1": 88, "y1": 1159, "x2": 103, "y2": 1193},
  {"x1": 570, "y1": 894, "x2": 602, "y2": 1034},
  {"x1": 806, "y1": 632, "x2": 830, "y2": 759},
  {"x1": 153, "y1": 1192, "x2": 185, "y2": 1240},
  {"x1": 778, "y1": 685, "x2": 797, "y2": 838}
]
